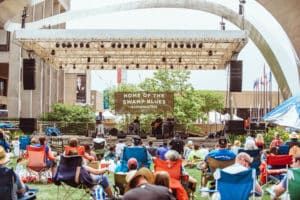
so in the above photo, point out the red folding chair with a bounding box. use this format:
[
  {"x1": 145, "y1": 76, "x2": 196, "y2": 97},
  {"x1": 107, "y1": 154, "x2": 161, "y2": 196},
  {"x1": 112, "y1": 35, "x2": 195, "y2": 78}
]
[
  {"x1": 153, "y1": 157, "x2": 189, "y2": 200},
  {"x1": 26, "y1": 145, "x2": 49, "y2": 182},
  {"x1": 265, "y1": 155, "x2": 293, "y2": 184}
]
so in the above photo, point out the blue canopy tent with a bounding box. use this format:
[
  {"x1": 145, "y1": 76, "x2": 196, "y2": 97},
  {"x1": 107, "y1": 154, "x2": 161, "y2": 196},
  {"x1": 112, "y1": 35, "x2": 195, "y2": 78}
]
[{"x1": 264, "y1": 95, "x2": 300, "y2": 130}]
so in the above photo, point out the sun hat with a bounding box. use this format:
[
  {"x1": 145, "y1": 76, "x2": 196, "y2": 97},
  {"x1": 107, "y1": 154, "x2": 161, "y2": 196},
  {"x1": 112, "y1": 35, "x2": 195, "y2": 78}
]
[
  {"x1": 290, "y1": 132, "x2": 299, "y2": 139},
  {"x1": 0, "y1": 146, "x2": 9, "y2": 165},
  {"x1": 126, "y1": 167, "x2": 154, "y2": 189}
]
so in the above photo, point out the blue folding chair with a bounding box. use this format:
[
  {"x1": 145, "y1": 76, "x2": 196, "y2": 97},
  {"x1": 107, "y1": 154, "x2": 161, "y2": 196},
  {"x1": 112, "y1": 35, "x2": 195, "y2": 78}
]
[
  {"x1": 278, "y1": 145, "x2": 289, "y2": 155},
  {"x1": 199, "y1": 168, "x2": 256, "y2": 200},
  {"x1": 115, "y1": 146, "x2": 152, "y2": 172},
  {"x1": 238, "y1": 149, "x2": 261, "y2": 176},
  {"x1": 19, "y1": 135, "x2": 31, "y2": 151}
]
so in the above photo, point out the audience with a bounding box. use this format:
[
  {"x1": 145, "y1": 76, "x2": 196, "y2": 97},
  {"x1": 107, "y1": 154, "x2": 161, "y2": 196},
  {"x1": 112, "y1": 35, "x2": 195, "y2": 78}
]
[
  {"x1": 222, "y1": 152, "x2": 262, "y2": 196},
  {"x1": 123, "y1": 167, "x2": 175, "y2": 200},
  {"x1": 255, "y1": 133, "x2": 265, "y2": 151},
  {"x1": 231, "y1": 140, "x2": 241, "y2": 155},
  {"x1": 0, "y1": 130, "x2": 10, "y2": 153},
  {"x1": 244, "y1": 139, "x2": 258, "y2": 150},
  {"x1": 156, "y1": 140, "x2": 169, "y2": 160},
  {"x1": 269, "y1": 132, "x2": 284, "y2": 149},
  {"x1": 272, "y1": 154, "x2": 300, "y2": 198}
]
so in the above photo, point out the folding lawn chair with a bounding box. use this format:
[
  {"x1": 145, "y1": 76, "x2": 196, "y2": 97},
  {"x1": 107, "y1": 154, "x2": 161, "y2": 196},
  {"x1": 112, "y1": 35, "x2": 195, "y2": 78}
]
[
  {"x1": 115, "y1": 146, "x2": 152, "y2": 172},
  {"x1": 153, "y1": 157, "x2": 189, "y2": 200},
  {"x1": 199, "y1": 168, "x2": 257, "y2": 200},
  {"x1": 238, "y1": 149, "x2": 261, "y2": 176},
  {"x1": 0, "y1": 166, "x2": 38, "y2": 200},
  {"x1": 19, "y1": 135, "x2": 31, "y2": 157},
  {"x1": 53, "y1": 155, "x2": 100, "y2": 200},
  {"x1": 26, "y1": 145, "x2": 50, "y2": 182},
  {"x1": 287, "y1": 168, "x2": 300, "y2": 200},
  {"x1": 113, "y1": 173, "x2": 127, "y2": 197},
  {"x1": 265, "y1": 155, "x2": 293, "y2": 185},
  {"x1": 201, "y1": 157, "x2": 235, "y2": 189}
]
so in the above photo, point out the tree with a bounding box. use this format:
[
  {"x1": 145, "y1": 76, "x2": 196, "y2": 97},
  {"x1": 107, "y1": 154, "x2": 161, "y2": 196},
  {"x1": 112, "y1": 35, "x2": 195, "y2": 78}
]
[{"x1": 39, "y1": 103, "x2": 94, "y2": 122}]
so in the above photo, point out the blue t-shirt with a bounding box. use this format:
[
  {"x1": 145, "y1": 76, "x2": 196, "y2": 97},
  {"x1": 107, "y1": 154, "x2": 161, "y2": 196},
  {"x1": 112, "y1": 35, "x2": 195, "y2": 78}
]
[
  {"x1": 205, "y1": 149, "x2": 236, "y2": 161},
  {"x1": 156, "y1": 146, "x2": 169, "y2": 160},
  {"x1": 0, "y1": 139, "x2": 10, "y2": 152}
]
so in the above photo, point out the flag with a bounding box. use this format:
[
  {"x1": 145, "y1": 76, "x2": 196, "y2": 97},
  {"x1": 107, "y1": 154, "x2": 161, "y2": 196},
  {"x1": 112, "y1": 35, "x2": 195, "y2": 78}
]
[
  {"x1": 253, "y1": 79, "x2": 259, "y2": 89},
  {"x1": 261, "y1": 64, "x2": 268, "y2": 85},
  {"x1": 269, "y1": 71, "x2": 272, "y2": 84}
]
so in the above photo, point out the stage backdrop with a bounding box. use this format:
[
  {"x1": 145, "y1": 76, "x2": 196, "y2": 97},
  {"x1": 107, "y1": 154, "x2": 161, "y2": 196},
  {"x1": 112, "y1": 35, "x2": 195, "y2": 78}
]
[{"x1": 115, "y1": 92, "x2": 174, "y2": 114}]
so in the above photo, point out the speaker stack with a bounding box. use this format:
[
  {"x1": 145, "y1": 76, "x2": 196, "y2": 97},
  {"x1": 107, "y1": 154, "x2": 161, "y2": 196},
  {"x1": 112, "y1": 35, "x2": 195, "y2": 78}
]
[
  {"x1": 23, "y1": 58, "x2": 36, "y2": 90},
  {"x1": 224, "y1": 120, "x2": 246, "y2": 135},
  {"x1": 230, "y1": 60, "x2": 242, "y2": 92},
  {"x1": 19, "y1": 118, "x2": 37, "y2": 134}
]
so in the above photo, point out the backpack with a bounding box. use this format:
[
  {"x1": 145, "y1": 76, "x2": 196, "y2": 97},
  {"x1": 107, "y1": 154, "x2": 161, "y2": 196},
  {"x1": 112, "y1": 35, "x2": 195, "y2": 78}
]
[{"x1": 289, "y1": 145, "x2": 300, "y2": 158}]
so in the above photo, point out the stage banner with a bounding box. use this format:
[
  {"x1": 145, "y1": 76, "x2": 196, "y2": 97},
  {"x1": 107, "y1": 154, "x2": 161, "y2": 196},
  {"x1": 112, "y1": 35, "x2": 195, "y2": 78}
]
[
  {"x1": 115, "y1": 92, "x2": 174, "y2": 114},
  {"x1": 76, "y1": 75, "x2": 86, "y2": 103}
]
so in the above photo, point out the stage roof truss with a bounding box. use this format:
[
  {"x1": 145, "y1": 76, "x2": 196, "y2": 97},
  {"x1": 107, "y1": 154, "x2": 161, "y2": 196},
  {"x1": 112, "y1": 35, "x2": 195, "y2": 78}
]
[{"x1": 15, "y1": 29, "x2": 248, "y2": 70}]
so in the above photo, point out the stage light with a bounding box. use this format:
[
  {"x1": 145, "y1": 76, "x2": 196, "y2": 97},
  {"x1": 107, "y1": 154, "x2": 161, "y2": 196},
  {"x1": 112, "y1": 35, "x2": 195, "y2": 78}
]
[
  {"x1": 80, "y1": 42, "x2": 84, "y2": 48},
  {"x1": 51, "y1": 49, "x2": 55, "y2": 55},
  {"x1": 208, "y1": 50, "x2": 213, "y2": 56},
  {"x1": 67, "y1": 42, "x2": 72, "y2": 48},
  {"x1": 55, "y1": 42, "x2": 60, "y2": 48}
]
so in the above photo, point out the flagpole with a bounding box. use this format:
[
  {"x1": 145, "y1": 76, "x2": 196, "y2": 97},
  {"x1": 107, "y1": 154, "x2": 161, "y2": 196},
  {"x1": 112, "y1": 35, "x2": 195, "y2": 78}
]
[{"x1": 269, "y1": 71, "x2": 272, "y2": 111}]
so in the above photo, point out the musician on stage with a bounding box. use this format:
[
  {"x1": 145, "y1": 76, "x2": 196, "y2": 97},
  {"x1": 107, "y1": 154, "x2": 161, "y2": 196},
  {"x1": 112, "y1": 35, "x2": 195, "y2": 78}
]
[{"x1": 152, "y1": 115, "x2": 163, "y2": 138}]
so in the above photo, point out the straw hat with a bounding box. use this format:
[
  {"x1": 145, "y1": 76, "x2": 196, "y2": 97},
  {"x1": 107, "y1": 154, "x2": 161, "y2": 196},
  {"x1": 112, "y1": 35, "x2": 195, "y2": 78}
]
[
  {"x1": 290, "y1": 132, "x2": 299, "y2": 139},
  {"x1": 0, "y1": 146, "x2": 9, "y2": 165},
  {"x1": 126, "y1": 167, "x2": 154, "y2": 189}
]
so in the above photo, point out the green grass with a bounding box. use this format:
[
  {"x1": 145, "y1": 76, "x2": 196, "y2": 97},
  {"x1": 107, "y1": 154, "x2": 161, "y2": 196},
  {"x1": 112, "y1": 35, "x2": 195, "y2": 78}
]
[{"x1": 9, "y1": 159, "x2": 272, "y2": 200}]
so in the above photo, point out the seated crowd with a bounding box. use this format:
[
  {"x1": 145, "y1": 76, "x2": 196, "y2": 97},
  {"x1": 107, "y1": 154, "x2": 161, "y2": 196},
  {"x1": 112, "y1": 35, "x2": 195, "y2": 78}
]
[{"x1": 0, "y1": 127, "x2": 300, "y2": 200}]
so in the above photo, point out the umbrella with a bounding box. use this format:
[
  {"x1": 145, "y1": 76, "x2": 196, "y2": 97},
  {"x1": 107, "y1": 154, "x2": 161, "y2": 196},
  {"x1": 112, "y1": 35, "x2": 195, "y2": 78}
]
[{"x1": 264, "y1": 95, "x2": 300, "y2": 129}]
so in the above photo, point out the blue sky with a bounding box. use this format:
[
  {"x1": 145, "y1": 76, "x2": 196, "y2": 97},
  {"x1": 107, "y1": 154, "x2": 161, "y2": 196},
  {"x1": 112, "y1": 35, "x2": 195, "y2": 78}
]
[{"x1": 68, "y1": 0, "x2": 283, "y2": 92}]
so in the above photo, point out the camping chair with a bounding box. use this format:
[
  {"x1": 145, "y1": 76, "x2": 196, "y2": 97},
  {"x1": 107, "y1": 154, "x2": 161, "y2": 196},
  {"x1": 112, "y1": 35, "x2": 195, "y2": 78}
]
[
  {"x1": 0, "y1": 166, "x2": 38, "y2": 200},
  {"x1": 153, "y1": 157, "x2": 189, "y2": 200},
  {"x1": 201, "y1": 157, "x2": 235, "y2": 189},
  {"x1": 113, "y1": 173, "x2": 127, "y2": 197},
  {"x1": 115, "y1": 146, "x2": 152, "y2": 172},
  {"x1": 264, "y1": 155, "x2": 293, "y2": 185},
  {"x1": 53, "y1": 155, "x2": 98, "y2": 200},
  {"x1": 278, "y1": 145, "x2": 289, "y2": 155},
  {"x1": 287, "y1": 168, "x2": 300, "y2": 200},
  {"x1": 19, "y1": 135, "x2": 31, "y2": 157},
  {"x1": 26, "y1": 145, "x2": 50, "y2": 182},
  {"x1": 238, "y1": 149, "x2": 261, "y2": 176},
  {"x1": 199, "y1": 168, "x2": 257, "y2": 200}
]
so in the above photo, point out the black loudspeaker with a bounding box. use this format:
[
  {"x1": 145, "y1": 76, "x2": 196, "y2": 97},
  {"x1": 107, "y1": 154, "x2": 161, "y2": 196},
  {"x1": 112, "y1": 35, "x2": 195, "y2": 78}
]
[
  {"x1": 19, "y1": 118, "x2": 37, "y2": 134},
  {"x1": 230, "y1": 60, "x2": 242, "y2": 92},
  {"x1": 23, "y1": 58, "x2": 36, "y2": 90},
  {"x1": 224, "y1": 120, "x2": 245, "y2": 135}
]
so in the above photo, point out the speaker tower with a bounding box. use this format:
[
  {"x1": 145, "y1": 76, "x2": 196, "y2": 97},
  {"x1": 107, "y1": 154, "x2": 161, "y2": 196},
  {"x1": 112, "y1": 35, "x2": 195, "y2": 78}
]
[
  {"x1": 230, "y1": 60, "x2": 242, "y2": 92},
  {"x1": 23, "y1": 58, "x2": 36, "y2": 90}
]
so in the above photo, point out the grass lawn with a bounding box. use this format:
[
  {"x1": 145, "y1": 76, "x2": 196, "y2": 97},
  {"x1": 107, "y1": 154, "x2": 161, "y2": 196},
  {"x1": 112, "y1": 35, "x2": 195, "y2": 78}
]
[{"x1": 9, "y1": 158, "x2": 272, "y2": 199}]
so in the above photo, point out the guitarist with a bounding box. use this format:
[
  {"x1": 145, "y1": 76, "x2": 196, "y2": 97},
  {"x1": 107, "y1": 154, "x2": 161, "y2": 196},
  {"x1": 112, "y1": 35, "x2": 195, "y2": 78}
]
[{"x1": 153, "y1": 115, "x2": 163, "y2": 139}]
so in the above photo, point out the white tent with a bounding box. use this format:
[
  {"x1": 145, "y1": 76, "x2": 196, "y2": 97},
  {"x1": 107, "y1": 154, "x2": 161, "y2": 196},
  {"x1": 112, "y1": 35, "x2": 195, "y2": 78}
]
[
  {"x1": 222, "y1": 113, "x2": 243, "y2": 121},
  {"x1": 95, "y1": 110, "x2": 116, "y2": 119}
]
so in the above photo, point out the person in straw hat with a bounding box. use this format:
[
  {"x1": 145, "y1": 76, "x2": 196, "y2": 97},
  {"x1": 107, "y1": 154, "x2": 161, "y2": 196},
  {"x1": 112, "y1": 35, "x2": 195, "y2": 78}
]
[
  {"x1": 123, "y1": 167, "x2": 175, "y2": 200},
  {"x1": 284, "y1": 131, "x2": 300, "y2": 149}
]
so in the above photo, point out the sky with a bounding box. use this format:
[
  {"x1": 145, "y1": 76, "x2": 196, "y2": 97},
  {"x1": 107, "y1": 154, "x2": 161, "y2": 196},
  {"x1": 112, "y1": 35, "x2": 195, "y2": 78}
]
[{"x1": 67, "y1": 0, "x2": 283, "y2": 92}]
